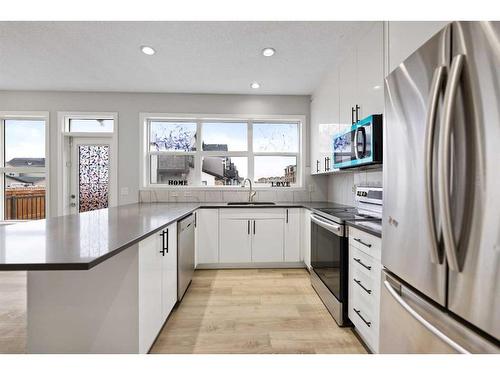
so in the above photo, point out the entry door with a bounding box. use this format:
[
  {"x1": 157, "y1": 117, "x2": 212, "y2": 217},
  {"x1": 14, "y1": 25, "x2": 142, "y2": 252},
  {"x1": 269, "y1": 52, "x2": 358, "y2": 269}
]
[{"x1": 70, "y1": 137, "x2": 116, "y2": 214}]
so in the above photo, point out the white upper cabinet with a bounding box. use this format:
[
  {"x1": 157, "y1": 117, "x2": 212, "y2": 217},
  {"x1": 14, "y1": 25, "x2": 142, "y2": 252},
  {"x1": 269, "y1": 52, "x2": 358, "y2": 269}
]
[
  {"x1": 338, "y1": 47, "x2": 358, "y2": 127},
  {"x1": 310, "y1": 22, "x2": 384, "y2": 175},
  {"x1": 195, "y1": 209, "x2": 219, "y2": 265},
  {"x1": 356, "y1": 22, "x2": 384, "y2": 119},
  {"x1": 251, "y1": 218, "x2": 284, "y2": 262},
  {"x1": 311, "y1": 69, "x2": 340, "y2": 174},
  {"x1": 387, "y1": 21, "x2": 449, "y2": 73}
]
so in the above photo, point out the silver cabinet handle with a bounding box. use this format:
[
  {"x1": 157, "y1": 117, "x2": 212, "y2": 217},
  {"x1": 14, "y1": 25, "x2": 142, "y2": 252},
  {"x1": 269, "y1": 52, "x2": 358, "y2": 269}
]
[
  {"x1": 353, "y1": 237, "x2": 372, "y2": 248},
  {"x1": 353, "y1": 257, "x2": 371, "y2": 271},
  {"x1": 424, "y1": 65, "x2": 447, "y2": 264},
  {"x1": 354, "y1": 278, "x2": 372, "y2": 294},
  {"x1": 353, "y1": 308, "x2": 371, "y2": 327},
  {"x1": 383, "y1": 279, "x2": 468, "y2": 353},
  {"x1": 438, "y1": 54, "x2": 465, "y2": 272}
]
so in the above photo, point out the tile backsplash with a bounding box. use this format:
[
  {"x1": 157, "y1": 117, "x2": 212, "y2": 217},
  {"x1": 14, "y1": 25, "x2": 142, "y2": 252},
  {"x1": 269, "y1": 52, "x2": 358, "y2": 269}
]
[
  {"x1": 327, "y1": 168, "x2": 383, "y2": 205},
  {"x1": 139, "y1": 169, "x2": 329, "y2": 203}
]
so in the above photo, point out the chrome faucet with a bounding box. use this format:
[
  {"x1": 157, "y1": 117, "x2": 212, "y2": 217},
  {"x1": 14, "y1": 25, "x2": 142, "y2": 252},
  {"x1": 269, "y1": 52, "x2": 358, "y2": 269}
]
[{"x1": 241, "y1": 178, "x2": 256, "y2": 202}]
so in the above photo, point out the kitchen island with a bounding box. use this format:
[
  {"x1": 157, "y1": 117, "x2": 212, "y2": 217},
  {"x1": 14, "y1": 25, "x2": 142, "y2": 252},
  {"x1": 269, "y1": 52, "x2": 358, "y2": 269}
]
[{"x1": 0, "y1": 201, "x2": 338, "y2": 353}]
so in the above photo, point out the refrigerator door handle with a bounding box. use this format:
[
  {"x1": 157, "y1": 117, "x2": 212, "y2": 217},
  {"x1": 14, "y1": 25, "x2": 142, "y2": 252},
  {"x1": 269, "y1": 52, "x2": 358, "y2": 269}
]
[
  {"x1": 383, "y1": 279, "x2": 469, "y2": 353},
  {"x1": 438, "y1": 54, "x2": 465, "y2": 272},
  {"x1": 424, "y1": 65, "x2": 447, "y2": 264}
]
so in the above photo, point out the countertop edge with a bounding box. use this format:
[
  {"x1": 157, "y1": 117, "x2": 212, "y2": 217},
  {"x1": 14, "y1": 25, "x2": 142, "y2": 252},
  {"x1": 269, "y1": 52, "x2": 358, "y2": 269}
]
[
  {"x1": 0, "y1": 203, "x2": 315, "y2": 271},
  {"x1": 345, "y1": 220, "x2": 382, "y2": 238}
]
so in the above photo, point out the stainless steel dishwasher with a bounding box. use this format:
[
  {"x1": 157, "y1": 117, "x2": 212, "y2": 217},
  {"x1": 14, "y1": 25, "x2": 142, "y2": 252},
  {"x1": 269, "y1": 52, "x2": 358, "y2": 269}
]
[{"x1": 177, "y1": 213, "x2": 195, "y2": 300}]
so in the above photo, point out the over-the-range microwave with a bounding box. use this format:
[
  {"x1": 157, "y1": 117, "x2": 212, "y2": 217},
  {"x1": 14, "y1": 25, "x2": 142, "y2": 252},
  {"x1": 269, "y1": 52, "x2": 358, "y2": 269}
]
[{"x1": 332, "y1": 114, "x2": 383, "y2": 169}]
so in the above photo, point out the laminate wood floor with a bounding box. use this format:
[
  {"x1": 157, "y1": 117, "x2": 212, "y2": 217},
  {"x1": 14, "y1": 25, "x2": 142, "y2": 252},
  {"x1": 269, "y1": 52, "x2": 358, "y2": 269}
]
[
  {"x1": 0, "y1": 269, "x2": 366, "y2": 354},
  {"x1": 0, "y1": 271, "x2": 26, "y2": 354},
  {"x1": 150, "y1": 269, "x2": 367, "y2": 354}
]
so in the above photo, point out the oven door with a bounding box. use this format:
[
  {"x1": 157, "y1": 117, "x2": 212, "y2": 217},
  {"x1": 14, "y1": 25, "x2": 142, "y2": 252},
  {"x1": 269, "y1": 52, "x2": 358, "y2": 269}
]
[{"x1": 310, "y1": 214, "x2": 347, "y2": 304}]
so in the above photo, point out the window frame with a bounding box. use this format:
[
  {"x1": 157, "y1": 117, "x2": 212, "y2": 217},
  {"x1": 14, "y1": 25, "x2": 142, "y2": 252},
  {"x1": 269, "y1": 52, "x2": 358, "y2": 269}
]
[
  {"x1": 140, "y1": 113, "x2": 305, "y2": 190},
  {"x1": 0, "y1": 111, "x2": 50, "y2": 221},
  {"x1": 57, "y1": 112, "x2": 118, "y2": 216}
]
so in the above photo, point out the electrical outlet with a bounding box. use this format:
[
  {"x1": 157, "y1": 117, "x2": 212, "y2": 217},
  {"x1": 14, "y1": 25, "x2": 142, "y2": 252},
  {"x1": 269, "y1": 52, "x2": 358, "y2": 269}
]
[
  {"x1": 120, "y1": 187, "x2": 129, "y2": 195},
  {"x1": 170, "y1": 193, "x2": 179, "y2": 197}
]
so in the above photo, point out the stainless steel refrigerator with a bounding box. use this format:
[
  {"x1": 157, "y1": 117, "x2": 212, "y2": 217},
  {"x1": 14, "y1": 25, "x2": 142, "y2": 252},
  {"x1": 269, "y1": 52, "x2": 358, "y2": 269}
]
[{"x1": 381, "y1": 21, "x2": 500, "y2": 353}]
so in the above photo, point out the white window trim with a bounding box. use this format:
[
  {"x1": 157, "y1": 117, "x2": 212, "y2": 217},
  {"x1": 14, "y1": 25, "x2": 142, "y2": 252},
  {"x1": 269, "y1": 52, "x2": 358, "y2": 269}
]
[
  {"x1": 139, "y1": 112, "x2": 306, "y2": 190},
  {"x1": 56, "y1": 112, "x2": 118, "y2": 216},
  {"x1": 0, "y1": 111, "x2": 50, "y2": 221}
]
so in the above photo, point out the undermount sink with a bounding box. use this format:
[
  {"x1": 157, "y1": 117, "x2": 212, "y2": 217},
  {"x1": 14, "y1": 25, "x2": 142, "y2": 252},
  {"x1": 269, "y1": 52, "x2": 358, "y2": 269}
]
[{"x1": 226, "y1": 202, "x2": 276, "y2": 206}]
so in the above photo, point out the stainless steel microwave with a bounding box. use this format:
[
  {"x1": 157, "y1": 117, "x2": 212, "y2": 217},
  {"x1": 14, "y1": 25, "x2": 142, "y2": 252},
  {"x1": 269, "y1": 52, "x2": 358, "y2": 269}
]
[{"x1": 332, "y1": 114, "x2": 383, "y2": 169}]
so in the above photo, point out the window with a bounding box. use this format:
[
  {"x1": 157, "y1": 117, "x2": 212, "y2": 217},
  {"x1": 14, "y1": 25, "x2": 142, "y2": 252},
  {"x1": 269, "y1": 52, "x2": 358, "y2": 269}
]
[
  {"x1": 68, "y1": 119, "x2": 114, "y2": 133},
  {"x1": 1, "y1": 114, "x2": 48, "y2": 220},
  {"x1": 202, "y1": 122, "x2": 247, "y2": 151},
  {"x1": 143, "y1": 116, "x2": 302, "y2": 188},
  {"x1": 150, "y1": 121, "x2": 197, "y2": 151}
]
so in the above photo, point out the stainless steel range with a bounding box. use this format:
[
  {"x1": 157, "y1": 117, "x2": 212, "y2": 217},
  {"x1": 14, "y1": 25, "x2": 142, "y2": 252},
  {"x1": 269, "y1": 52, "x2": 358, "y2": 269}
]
[{"x1": 310, "y1": 186, "x2": 382, "y2": 326}]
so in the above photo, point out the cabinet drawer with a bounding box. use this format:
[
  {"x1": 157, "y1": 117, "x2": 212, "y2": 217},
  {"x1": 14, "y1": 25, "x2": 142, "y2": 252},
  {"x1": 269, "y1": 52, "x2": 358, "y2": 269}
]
[
  {"x1": 350, "y1": 262, "x2": 380, "y2": 305},
  {"x1": 348, "y1": 292, "x2": 379, "y2": 352},
  {"x1": 219, "y1": 208, "x2": 285, "y2": 220},
  {"x1": 349, "y1": 227, "x2": 381, "y2": 260},
  {"x1": 349, "y1": 246, "x2": 381, "y2": 283}
]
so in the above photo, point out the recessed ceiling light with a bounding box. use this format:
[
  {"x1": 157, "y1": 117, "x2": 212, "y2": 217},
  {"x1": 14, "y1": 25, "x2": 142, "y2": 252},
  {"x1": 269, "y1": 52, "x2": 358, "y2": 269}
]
[
  {"x1": 373, "y1": 85, "x2": 382, "y2": 90},
  {"x1": 141, "y1": 46, "x2": 156, "y2": 55},
  {"x1": 262, "y1": 47, "x2": 276, "y2": 57},
  {"x1": 250, "y1": 82, "x2": 261, "y2": 89}
]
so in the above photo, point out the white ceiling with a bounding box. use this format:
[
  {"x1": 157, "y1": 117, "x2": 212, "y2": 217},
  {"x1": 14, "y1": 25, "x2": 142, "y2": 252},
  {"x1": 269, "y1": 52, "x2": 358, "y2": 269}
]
[{"x1": 0, "y1": 21, "x2": 374, "y2": 95}]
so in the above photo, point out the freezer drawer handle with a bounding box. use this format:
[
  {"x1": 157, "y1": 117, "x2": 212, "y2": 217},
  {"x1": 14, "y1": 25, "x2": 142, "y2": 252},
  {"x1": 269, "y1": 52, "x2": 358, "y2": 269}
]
[
  {"x1": 354, "y1": 278, "x2": 372, "y2": 294},
  {"x1": 353, "y1": 257, "x2": 371, "y2": 270},
  {"x1": 383, "y1": 279, "x2": 469, "y2": 353},
  {"x1": 353, "y1": 308, "x2": 371, "y2": 327},
  {"x1": 353, "y1": 237, "x2": 372, "y2": 248}
]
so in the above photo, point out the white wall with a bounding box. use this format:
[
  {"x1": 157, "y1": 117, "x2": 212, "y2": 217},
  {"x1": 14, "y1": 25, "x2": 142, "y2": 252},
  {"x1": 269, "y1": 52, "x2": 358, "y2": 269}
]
[
  {"x1": 0, "y1": 90, "x2": 328, "y2": 214},
  {"x1": 327, "y1": 169, "x2": 382, "y2": 206}
]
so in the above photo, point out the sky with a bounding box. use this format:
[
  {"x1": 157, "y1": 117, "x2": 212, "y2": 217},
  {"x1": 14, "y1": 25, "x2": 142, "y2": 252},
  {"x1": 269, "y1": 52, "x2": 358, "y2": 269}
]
[
  {"x1": 4, "y1": 120, "x2": 45, "y2": 162},
  {"x1": 151, "y1": 121, "x2": 298, "y2": 180}
]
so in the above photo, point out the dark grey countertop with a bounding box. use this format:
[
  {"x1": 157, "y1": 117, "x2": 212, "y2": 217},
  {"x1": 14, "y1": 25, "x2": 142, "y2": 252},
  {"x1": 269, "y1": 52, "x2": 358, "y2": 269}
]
[
  {"x1": 0, "y1": 201, "x2": 340, "y2": 271},
  {"x1": 345, "y1": 219, "x2": 382, "y2": 238}
]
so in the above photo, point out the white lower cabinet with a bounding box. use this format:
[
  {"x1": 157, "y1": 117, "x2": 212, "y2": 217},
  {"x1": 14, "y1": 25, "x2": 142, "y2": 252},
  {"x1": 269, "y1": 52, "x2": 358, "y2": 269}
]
[
  {"x1": 195, "y1": 209, "x2": 219, "y2": 265},
  {"x1": 161, "y1": 222, "x2": 177, "y2": 322},
  {"x1": 348, "y1": 226, "x2": 382, "y2": 353},
  {"x1": 139, "y1": 222, "x2": 177, "y2": 354},
  {"x1": 220, "y1": 218, "x2": 252, "y2": 263},
  {"x1": 302, "y1": 209, "x2": 311, "y2": 269},
  {"x1": 204, "y1": 208, "x2": 304, "y2": 266},
  {"x1": 284, "y1": 208, "x2": 301, "y2": 262},
  {"x1": 252, "y1": 218, "x2": 284, "y2": 262}
]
